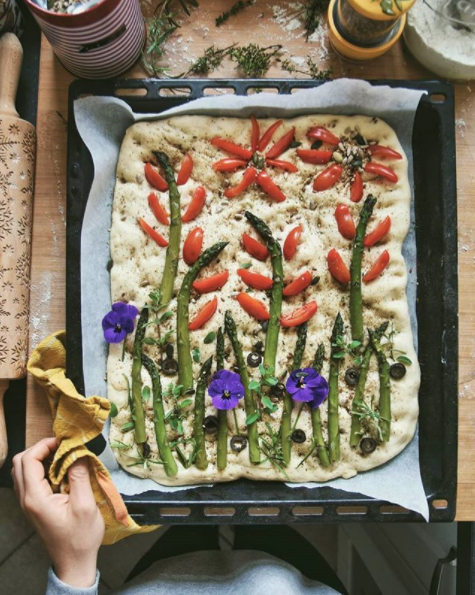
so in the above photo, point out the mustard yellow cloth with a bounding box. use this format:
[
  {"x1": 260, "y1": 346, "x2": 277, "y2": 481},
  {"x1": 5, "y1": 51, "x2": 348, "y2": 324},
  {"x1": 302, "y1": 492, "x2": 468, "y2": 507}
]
[{"x1": 27, "y1": 331, "x2": 158, "y2": 545}]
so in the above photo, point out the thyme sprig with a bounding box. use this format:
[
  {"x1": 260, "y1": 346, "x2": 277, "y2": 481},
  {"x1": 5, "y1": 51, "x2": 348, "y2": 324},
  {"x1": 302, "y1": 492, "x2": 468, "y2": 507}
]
[
  {"x1": 163, "y1": 382, "x2": 191, "y2": 435},
  {"x1": 382, "y1": 324, "x2": 413, "y2": 365},
  {"x1": 186, "y1": 44, "x2": 237, "y2": 76},
  {"x1": 246, "y1": 363, "x2": 279, "y2": 426},
  {"x1": 216, "y1": 0, "x2": 254, "y2": 26},
  {"x1": 229, "y1": 44, "x2": 283, "y2": 77},
  {"x1": 281, "y1": 57, "x2": 333, "y2": 81},
  {"x1": 257, "y1": 423, "x2": 289, "y2": 478},
  {"x1": 351, "y1": 400, "x2": 389, "y2": 442},
  {"x1": 299, "y1": 0, "x2": 331, "y2": 40}
]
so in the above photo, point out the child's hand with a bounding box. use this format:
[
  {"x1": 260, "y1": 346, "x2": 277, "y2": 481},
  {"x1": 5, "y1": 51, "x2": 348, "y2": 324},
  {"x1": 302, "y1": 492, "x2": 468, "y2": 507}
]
[{"x1": 12, "y1": 437, "x2": 105, "y2": 588}]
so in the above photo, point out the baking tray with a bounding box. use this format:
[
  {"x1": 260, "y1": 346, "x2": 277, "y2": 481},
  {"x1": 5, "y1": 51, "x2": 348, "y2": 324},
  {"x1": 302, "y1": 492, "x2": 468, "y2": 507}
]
[{"x1": 66, "y1": 78, "x2": 458, "y2": 523}]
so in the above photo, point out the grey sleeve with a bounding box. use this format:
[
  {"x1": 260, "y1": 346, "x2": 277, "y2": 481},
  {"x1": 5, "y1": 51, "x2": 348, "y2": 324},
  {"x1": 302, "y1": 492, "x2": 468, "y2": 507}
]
[{"x1": 45, "y1": 568, "x2": 100, "y2": 595}]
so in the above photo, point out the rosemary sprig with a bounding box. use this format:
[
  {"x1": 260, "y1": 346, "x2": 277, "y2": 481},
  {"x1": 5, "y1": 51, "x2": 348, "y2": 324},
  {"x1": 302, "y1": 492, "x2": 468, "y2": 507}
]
[
  {"x1": 186, "y1": 44, "x2": 237, "y2": 76},
  {"x1": 229, "y1": 44, "x2": 282, "y2": 77},
  {"x1": 257, "y1": 423, "x2": 289, "y2": 479},
  {"x1": 281, "y1": 57, "x2": 333, "y2": 81},
  {"x1": 216, "y1": 0, "x2": 254, "y2": 26},
  {"x1": 299, "y1": 0, "x2": 330, "y2": 40},
  {"x1": 351, "y1": 400, "x2": 389, "y2": 442}
]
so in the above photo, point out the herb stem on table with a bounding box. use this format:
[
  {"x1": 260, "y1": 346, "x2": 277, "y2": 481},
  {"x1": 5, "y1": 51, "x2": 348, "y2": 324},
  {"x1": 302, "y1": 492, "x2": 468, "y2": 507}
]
[
  {"x1": 350, "y1": 195, "x2": 376, "y2": 344},
  {"x1": 312, "y1": 343, "x2": 330, "y2": 466},
  {"x1": 131, "y1": 308, "x2": 149, "y2": 446},
  {"x1": 225, "y1": 310, "x2": 260, "y2": 463},
  {"x1": 193, "y1": 356, "x2": 213, "y2": 470},
  {"x1": 142, "y1": 354, "x2": 178, "y2": 477},
  {"x1": 328, "y1": 313, "x2": 344, "y2": 462},
  {"x1": 229, "y1": 44, "x2": 282, "y2": 77},
  {"x1": 216, "y1": 0, "x2": 253, "y2": 26},
  {"x1": 216, "y1": 327, "x2": 228, "y2": 471},
  {"x1": 177, "y1": 242, "x2": 228, "y2": 393}
]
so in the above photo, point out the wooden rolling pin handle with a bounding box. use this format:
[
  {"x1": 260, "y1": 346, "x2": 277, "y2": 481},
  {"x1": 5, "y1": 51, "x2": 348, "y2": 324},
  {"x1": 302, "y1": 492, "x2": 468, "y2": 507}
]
[
  {"x1": 0, "y1": 33, "x2": 22, "y2": 119},
  {"x1": 0, "y1": 380, "x2": 9, "y2": 468}
]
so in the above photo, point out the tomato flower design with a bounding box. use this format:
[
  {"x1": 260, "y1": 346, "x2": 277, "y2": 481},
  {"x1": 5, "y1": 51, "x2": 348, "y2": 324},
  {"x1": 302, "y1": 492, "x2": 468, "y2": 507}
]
[{"x1": 211, "y1": 117, "x2": 298, "y2": 202}]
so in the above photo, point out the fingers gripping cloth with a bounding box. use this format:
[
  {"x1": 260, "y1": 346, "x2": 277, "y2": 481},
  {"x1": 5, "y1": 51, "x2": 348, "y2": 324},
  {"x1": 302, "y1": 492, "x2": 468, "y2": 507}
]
[{"x1": 27, "y1": 331, "x2": 159, "y2": 545}]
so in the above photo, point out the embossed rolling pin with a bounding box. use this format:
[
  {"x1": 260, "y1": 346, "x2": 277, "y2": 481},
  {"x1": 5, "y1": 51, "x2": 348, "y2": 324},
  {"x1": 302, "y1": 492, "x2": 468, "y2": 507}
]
[{"x1": 0, "y1": 33, "x2": 36, "y2": 468}]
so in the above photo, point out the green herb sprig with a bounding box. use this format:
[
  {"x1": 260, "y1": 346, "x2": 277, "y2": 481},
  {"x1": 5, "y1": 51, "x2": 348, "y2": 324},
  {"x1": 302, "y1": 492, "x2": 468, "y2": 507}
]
[
  {"x1": 216, "y1": 0, "x2": 254, "y2": 26},
  {"x1": 281, "y1": 57, "x2": 333, "y2": 81},
  {"x1": 229, "y1": 44, "x2": 282, "y2": 77}
]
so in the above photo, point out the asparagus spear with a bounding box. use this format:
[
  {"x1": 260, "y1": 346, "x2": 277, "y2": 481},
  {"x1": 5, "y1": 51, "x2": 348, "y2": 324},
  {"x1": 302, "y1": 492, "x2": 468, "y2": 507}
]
[
  {"x1": 177, "y1": 242, "x2": 228, "y2": 392},
  {"x1": 311, "y1": 343, "x2": 330, "y2": 467},
  {"x1": 153, "y1": 151, "x2": 182, "y2": 307},
  {"x1": 142, "y1": 354, "x2": 178, "y2": 477},
  {"x1": 243, "y1": 211, "x2": 283, "y2": 372},
  {"x1": 370, "y1": 326, "x2": 391, "y2": 442},
  {"x1": 349, "y1": 322, "x2": 389, "y2": 447},
  {"x1": 224, "y1": 310, "x2": 260, "y2": 464},
  {"x1": 349, "y1": 195, "x2": 377, "y2": 344},
  {"x1": 328, "y1": 313, "x2": 344, "y2": 463},
  {"x1": 131, "y1": 307, "x2": 149, "y2": 445},
  {"x1": 216, "y1": 327, "x2": 228, "y2": 471},
  {"x1": 193, "y1": 356, "x2": 213, "y2": 470}
]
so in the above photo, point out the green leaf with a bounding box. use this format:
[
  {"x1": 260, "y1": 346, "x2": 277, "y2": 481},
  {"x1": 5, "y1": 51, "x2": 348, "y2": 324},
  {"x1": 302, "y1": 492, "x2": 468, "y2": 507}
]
[
  {"x1": 397, "y1": 355, "x2": 412, "y2": 365},
  {"x1": 160, "y1": 310, "x2": 173, "y2": 323},
  {"x1": 192, "y1": 347, "x2": 201, "y2": 363},
  {"x1": 249, "y1": 380, "x2": 260, "y2": 391},
  {"x1": 354, "y1": 356, "x2": 362, "y2": 366},
  {"x1": 177, "y1": 420, "x2": 184, "y2": 435},
  {"x1": 120, "y1": 421, "x2": 135, "y2": 433},
  {"x1": 333, "y1": 352, "x2": 345, "y2": 359},
  {"x1": 246, "y1": 411, "x2": 260, "y2": 426},
  {"x1": 266, "y1": 376, "x2": 279, "y2": 386},
  {"x1": 262, "y1": 396, "x2": 278, "y2": 413},
  {"x1": 204, "y1": 331, "x2": 216, "y2": 344},
  {"x1": 240, "y1": 262, "x2": 252, "y2": 269},
  {"x1": 180, "y1": 398, "x2": 193, "y2": 408},
  {"x1": 142, "y1": 386, "x2": 151, "y2": 401},
  {"x1": 143, "y1": 337, "x2": 160, "y2": 345},
  {"x1": 348, "y1": 341, "x2": 362, "y2": 349},
  {"x1": 109, "y1": 402, "x2": 118, "y2": 418}
]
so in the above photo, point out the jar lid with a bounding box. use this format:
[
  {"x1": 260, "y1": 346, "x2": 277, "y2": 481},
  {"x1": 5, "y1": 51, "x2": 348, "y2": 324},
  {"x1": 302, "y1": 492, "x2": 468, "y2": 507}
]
[{"x1": 346, "y1": 0, "x2": 418, "y2": 21}]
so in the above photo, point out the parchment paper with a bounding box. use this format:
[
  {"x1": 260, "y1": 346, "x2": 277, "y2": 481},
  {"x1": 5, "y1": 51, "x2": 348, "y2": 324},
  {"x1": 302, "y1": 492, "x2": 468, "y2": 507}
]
[{"x1": 75, "y1": 79, "x2": 429, "y2": 520}]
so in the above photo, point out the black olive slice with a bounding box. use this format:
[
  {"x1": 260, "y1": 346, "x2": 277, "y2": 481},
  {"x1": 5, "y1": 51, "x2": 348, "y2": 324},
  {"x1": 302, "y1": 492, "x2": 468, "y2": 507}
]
[
  {"x1": 311, "y1": 140, "x2": 323, "y2": 150},
  {"x1": 260, "y1": 320, "x2": 269, "y2": 332},
  {"x1": 165, "y1": 343, "x2": 174, "y2": 359},
  {"x1": 253, "y1": 340, "x2": 264, "y2": 354},
  {"x1": 291, "y1": 429, "x2": 306, "y2": 443},
  {"x1": 247, "y1": 352, "x2": 262, "y2": 368},
  {"x1": 230, "y1": 435, "x2": 248, "y2": 453},
  {"x1": 345, "y1": 367, "x2": 360, "y2": 387},
  {"x1": 162, "y1": 358, "x2": 178, "y2": 375},
  {"x1": 360, "y1": 437, "x2": 377, "y2": 454},
  {"x1": 354, "y1": 133, "x2": 366, "y2": 145},
  {"x1": 203, "y1": 415, "x2": 219, "y2": 434},
  {"x1": 270, "y1": 382, "x2": 286, "y2": 399},
  {"x1": 390, "y1": 363, "x2": 406, "y2": 379}
]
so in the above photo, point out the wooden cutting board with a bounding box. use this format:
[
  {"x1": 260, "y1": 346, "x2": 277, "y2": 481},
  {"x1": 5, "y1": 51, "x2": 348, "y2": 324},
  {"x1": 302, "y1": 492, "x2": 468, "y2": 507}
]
[{"x1": 0, "y1": 33, "x2": 35, "y2": 468}]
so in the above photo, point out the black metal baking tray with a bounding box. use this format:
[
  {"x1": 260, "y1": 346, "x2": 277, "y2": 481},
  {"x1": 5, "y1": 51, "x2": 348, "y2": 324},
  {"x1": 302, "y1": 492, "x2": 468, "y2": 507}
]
[{"x1": 66, "y1": 78, "x2": 458, "y2": 523}]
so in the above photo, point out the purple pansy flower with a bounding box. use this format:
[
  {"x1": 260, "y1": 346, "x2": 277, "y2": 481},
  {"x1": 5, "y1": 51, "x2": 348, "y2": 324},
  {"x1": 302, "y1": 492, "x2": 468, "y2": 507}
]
[
  {"x1": 208, "y1": 369, "x2": 245, "y2": 411},
  {"x1": 286, "y1": 367, "x2": 329, "y2": 409},
  {"x1": 102, "y1": 302, "x2": 139, "y2": 344}
]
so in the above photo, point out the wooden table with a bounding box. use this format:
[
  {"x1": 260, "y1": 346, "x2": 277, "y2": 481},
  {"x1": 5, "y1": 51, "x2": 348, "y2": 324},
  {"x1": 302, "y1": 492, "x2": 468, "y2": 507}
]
[{"x1": 25, "y1": 1, "x2": 475, "y2": 520}]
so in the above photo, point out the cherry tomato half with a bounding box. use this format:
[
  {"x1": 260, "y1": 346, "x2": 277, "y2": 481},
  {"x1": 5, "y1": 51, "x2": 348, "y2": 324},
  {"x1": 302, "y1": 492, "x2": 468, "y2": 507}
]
[
  {"x1": 182, "y1": 186, "x2": 207, "y2": 223},
  {"x1": 350, "y1": 171, "x2": 364, "y2": 203},
  {"x1": 313, "y1": 164, "x2": 344, "y2": 192},
  {"x1": 364, "y1": 162, "x2": 398, "y2": 183},
  {"x1": 242, "y1": 233, "x2": 269, "y2": 261},
  {"x1": 148, "y1": 192, "x2": 169, "y2": 225},
  {"x1": 307, "y1": 126, "x2": 340, "y2": 146},
  {"x1": 283, "y1": 225, "x2": 303, "y2": 261},
  {"x1": 266, "y1": 128, "x2": 295, "y2": 159},
  {"x1": 188, "y1": 296, "x2": 218, "y2": 330},
  {"x1": 212, "y1": 158, "x2": 248, "y2": 172},
  {"x1": 258, "y1": 120, "x2": 283, "y2": 152},
  {"x1": 334, "y1": 204, "x2": 356, "y2": 240},
  {"x1": 176, "y1": 154, "x2": 193, "y2": 186},
  {"x1": 364, "y1": 216, "x2": 391, "y2": 247},
  {"x1": 236, "y1": 292, "x2": 270, "y2": 321},
  {"x1": 282, "y1": 270, "x2": 313, "y2": 297},
  {"x1": 237, "y1": 269, "x2": 274, "y2": 290},
  {"x1": 138, "y1": 217, "x2": 169, "y2": 247},
  {"x1": 250, "y1": 116, "x2": 260, "y2": 153},
  {"x1": 256, "y1": 171, "x2": 286, "y2": 202},
  {"x1": 211, "y1": 137, "x2": 253, "y2": 160},
  {"x1": 265, "y1": 158, "x2": 299, "y2": 173},
  {"x1": 183, "y1": 227, "x2": 204, "y2": 265},
  {"x1": 144, "y1": 163, "x2": 168, "y2": 192},
  {"x1": 327, "y1": 249, "x2": 350, "y2": 284},
  {"x1": 224, "y1": 167, "x2": 257, "y2": 199},
  {"x1": 367, "y1": 145, "x2": 402, "y2": 160},
  {"x1": 192, "y1": 271, "x2": 229, "y2": 294},
  {"x1": 280, "y1": 301, "x2": 318, "y2": 328},
  {"x1": 363, "y1": 250, "x2": 390, "y2": 283},
  {"x1": 296, "y1": 149, "x2": 333, "y2": 165}
]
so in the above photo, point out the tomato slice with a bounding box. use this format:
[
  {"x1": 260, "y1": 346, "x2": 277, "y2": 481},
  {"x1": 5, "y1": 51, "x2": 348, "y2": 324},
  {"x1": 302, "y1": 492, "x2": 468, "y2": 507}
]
[
  {"x1": 307, "y1": 126, "x2": 340, "y2": 146},
  {"x1": 211, "y1": 137, "x2": 253, "y2": 160},
  {"x1": 236, "y1": 292, "x2": 270, "y2": 321},
  {"x1": 313, "y1": 164, "x2": 344, "y2": 192},
  {"x1": 334, "y1": 204, "x2": 356, "y2": 240},
  {"x1": 182, "y1": 186, "x2": 207, "y2": 223},
  {"x1": 327, "y1": 249, "x2": 350, "y2": 284},
  {"x1": 367, "y1": 145, "x2": 402, "y2": 160},
  {"x1": 213, "y1": 158, "x2": 248, "y2": 172},
  {"x1": 183, "y1": 227, "x2": 204, "y2": 266},
  {"x1": 144, "y1": 163, "x2": 168, "y2": 192},
  {"x1": 250, "y1": 116, "x2": 260, "y2": 153},
  {"x1": 280, "y1": 301, "x2": 318, "y2": 328},
  {"x1": 192, "y1": 271, "x2": 229, "y2": 294},
  {"x1": 237, "y1": 269, "x2": 274, "y2": 290},
  {"x1": 189, "y1": 296, "x2": 218, "y2": 331},
  {"x1": 176, "y1": 154, "x2": 193, "y2": 186},
  {"x1": 224, "y1": 167, "x2": 257, "y2": 199},
  {"x1": 350, "y1": 171, "x2": 364, "y2": 203},
  {"x1": 138, "y1": 217, "x2": 169, "y2": 247},
  {"x1": 148, "y1": 192, "x2": 169, "y2": 225},
  {"x1": 265, "y1": 158, "x2": 299, "y2": 173},
  {"x1": 283, "y1": 225, "x2": 303, "y2": 261},
  {"x1": 364, "y1": 162, "x2": 398, "y2": 183},
  {"x1": 296, "y1": 149, "x2": 333, "y2": 165},
  {"x1": 363, "y1": 250, "x2": 390, "y2": 282},
  {"x1": 256, "y1": 171, "x2": 286, "y2": 202},
  {"x1": 266, "y1": 128, "x2": 295, "y2": 159},
  {"x1": 282, "y1": 270, "x2": 313, "y2": 297},
  {"x1": 242, "y1": 233, "x2": 269, "y2": 261},
  {"x1": 258, "y1": 120, "x2": 283, "y2": 152},
  {"x1": 364, "y1": 216, "x2": 391, "y2": 247}
]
